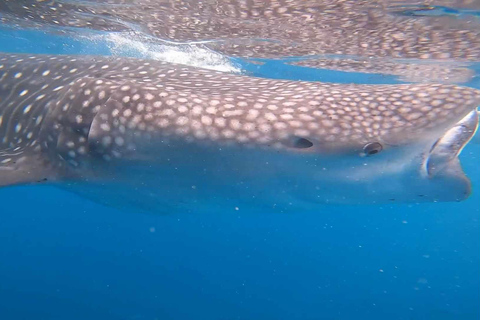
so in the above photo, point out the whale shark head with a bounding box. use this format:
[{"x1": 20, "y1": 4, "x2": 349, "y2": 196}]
[{"x1": 0, "y1": 53, "x2": 479, "y2": 212}]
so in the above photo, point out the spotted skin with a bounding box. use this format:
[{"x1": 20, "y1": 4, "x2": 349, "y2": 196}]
[
  {"x1": 2, "y1": 0, "x2": 480, "y2": 86},
  {"x1": 0, "y1": 53, "x2": 479, "y2": 209},
  {"x1": 1, "y1": 0, "x2": 480, "y2": 61},
  {"x1": 289, "y1": 58, "x2": 475, "y2": 84},
  {"x1": 2, "y1": 1, "x2": 480, "y2": 85}
]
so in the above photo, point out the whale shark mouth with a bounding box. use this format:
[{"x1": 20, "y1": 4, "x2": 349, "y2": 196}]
[{"x1": 424, "y1": 110, "x2": 479, "y2": 179}]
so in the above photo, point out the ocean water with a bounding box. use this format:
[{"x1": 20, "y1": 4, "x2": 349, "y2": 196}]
[{"x1": 0, "y1": 2, "x2": 479, "y2": 320}]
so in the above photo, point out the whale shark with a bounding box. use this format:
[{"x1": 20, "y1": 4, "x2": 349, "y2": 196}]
[
  {"x1": 0, "y1": 53, "x2": 479, "y2": 213},
  {"x1": 2, "y1": 0, "x2": 480, "y2": 61},
  {"x1": 1, "y1": 1, "x2": 480, "y2": 85}
]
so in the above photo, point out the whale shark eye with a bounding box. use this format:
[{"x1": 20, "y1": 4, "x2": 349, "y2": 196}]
[
  {"x1": 292, "y1": 137, "x2": 314, "y2": 149},
  {"x1": 363, "y1": 142, "x2": 383, "y2": 156}
]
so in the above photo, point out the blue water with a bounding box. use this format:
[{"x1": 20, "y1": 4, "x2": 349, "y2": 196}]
[{"x1": 0, "y1": 29, "x2": 479, "y2": 320}]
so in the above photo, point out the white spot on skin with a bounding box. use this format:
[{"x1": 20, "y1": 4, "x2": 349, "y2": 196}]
[
  {"x1": 280, "y1": 114, "x2": 293, "y2": 120},
  {"x1": 214, "y1": 118, "x2": 226, "y2": 127},
  {"x1": 201, "y1": 116, "x2": 213, "y2": 126},
  {"x1": 35, "y1": 115, "x2": 43, "y2": 125},
  {"x1": 115, "y1": 137, "x2": 125, "y2": 146},
  {"x1": 246, "y1": 109, "x2": 260, "y2": 120},
  {"x1": 78, "y1": 146, "x2": 87, "y2": 155},
  {"x1": 265, "y1": 113, "x2": 277, "y2": 121},
  {"x1": 274, "y1": 122, "x2": 288, "y2": 130},
  {"x1": 243, "y1": 122, "x2": 255, "y2": 131},
  {"x1": 222, "y1": 129, "x2": 235, "y2": 139},
  {"x1": 102, "y1": 136, "x2": 112, "y2": 146},
  {"x1": 223, "y1": 110, "x2": 243, "y2": 117},
  {"x1": 19, "y1": 90, "x2": 28, "y2": 97},
  {"x1": 157, "y1": 119, "x2": 169, "y2": 128},
  {"x1": 192, "y1": 106, "x2": 203, "y2": 115},
  {"x1": 100, "y1": 123, "x2": 111, "y2": 132},
  {"x1": 230, "y1": 119, "x2": 242, "y2": 130},
  {"x1": 23, "y1": 104, "x2": 33, "y2": 114},
  {"x1": 206, "y1": 107, "x2": 217, "y2": 114},
  {"x1": 176, "y1": 116, "x2": 189, "y2": 126}
]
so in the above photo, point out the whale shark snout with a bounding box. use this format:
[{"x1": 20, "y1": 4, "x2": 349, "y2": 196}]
[{"x1": 1, "y1": 53, "x2": 480, "y2": 212}]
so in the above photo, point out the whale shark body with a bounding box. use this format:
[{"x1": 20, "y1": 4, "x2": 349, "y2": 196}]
[
  {"x1": 0, "y1": 53, "x2": 479, "y2": 213},
  {"x1": 1, "y1": 0, "x2": 480, "y2": 84}
]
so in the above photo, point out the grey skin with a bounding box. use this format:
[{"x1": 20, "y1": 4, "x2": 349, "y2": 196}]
[
  {"x1": 2, "y1": 0, "x2": 480, "y2": 86},
  {"x1": 2, "y1": 1, "x2": 480, "y2": 85},
  {"x1": 0, "y1": 53, "x2": 479, "y2": 213}
]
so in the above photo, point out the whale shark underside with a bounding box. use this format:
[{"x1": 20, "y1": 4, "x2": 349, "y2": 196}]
[{"x1": 0, "y1": 53, "x2": 479, "y2": 213}]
